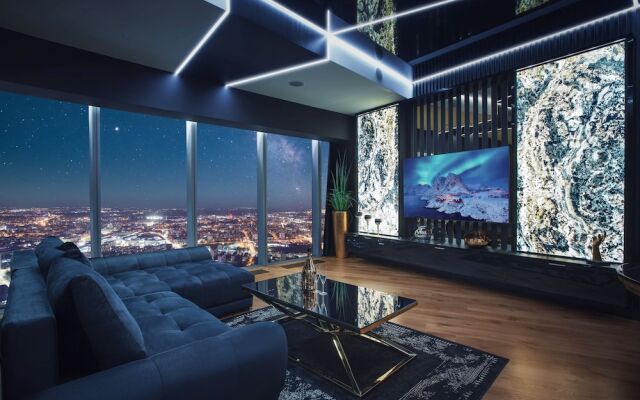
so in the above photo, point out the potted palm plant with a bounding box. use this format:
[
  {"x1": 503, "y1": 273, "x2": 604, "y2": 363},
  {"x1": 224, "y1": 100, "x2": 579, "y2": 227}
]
[{"x1": 329, "y1": 154, "x2": 354, "y2": 258}]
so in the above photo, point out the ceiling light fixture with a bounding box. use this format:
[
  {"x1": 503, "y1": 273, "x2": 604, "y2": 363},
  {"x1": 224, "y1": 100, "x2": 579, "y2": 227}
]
[
  {"x1": 289, "y1": 81, "x2": 304, "y2": 87},
  {"x1": 333, "y1": 0, "x2": 463, "y2": 35},
  {"x1": 226, "y1": 59, "x2": 329, "y2": 87},
  {"x1": 174, "y1": 0, "x2": 231, "y2": 75},
  {"x1": 413, "y1": 3, "x2": 640, "y2": 84}
]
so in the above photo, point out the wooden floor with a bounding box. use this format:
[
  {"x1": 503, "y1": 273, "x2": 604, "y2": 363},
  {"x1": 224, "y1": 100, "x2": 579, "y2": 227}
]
[{"x1": 248, "y1": 257, "x2": 640, "y2": 400}]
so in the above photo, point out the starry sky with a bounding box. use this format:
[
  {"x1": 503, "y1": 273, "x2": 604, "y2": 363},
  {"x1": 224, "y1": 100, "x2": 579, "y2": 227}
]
[{"x1": 0, "y1": 91, "x2": 329, "y2": 210}]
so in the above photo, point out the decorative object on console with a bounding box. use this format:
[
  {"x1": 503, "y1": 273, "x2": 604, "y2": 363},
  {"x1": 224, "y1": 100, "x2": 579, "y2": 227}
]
[
  {"x1": 414, "y1": 225, "x2": 431, "y2": 240},
  {"x1": 364, "y1": 214, "x2": 372, "y2": 233},
  {"x1": 464, "y1": 231, "x2": 492, "y2": 249},
  {"x1": 302, "y1": 247, "x2": 317, "y2": 292},
  {"x1": 592, "y1": 233, "x2": 606, "y2": 262},
  {"x1": 375, "y1": 218, "x2": 382, "y2": 234},
  {"x1": 329, "y1": 153, "x2": 354, "y2": 259},
  {"x1": 516, "y1": 42, "x2": 625, "y2": 262},
  {"x1": 355, "y1": 211, "x2": 363, "y2": 232}
]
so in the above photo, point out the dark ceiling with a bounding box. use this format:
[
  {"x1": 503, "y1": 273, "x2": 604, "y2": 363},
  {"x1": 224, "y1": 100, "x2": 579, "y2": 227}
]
[{"x1": 292, "y1": 0, "x2": 632, "y2": 62}]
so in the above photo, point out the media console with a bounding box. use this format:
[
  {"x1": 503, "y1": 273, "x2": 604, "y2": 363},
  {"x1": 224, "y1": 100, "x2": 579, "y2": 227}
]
[{"x1": 346, "y1": 233, "x2": 638, "y2": 319}]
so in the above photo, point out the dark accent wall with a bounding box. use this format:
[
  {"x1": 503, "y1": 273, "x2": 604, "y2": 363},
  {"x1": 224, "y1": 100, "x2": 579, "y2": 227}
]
[
  {"x1": 406, "y1": 73, "x2": 515, "y2": 249},
  {"x1": 0, "y1": 28, "x2": 353, "y2": 142},
  {"x1": 409, "y1": 8, "x2": 640, "y2": 262}
]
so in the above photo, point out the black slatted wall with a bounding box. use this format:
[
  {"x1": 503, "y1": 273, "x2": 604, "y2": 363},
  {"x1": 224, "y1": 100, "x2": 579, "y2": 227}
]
[{"x1": 406, "y1": 73, "x2": 515, "y2": 249}]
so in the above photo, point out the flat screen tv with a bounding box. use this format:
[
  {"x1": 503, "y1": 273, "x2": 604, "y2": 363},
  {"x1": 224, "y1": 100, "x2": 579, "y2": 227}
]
[{"x1": 403, "y1": 147, "x2": 510, "y2": 223}]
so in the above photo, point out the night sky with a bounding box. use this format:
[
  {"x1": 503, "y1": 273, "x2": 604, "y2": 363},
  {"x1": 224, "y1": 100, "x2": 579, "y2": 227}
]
[
  {"x1": 403, "y1": 147, "x2": 510, "y2": 190},
  {"x1": 0, "y1": 91, "x2": 329, "y2": 210}
]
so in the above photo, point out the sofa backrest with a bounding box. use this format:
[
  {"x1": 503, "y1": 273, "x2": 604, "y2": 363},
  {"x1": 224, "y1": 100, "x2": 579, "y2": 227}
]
[
  {"x1": 1, "y1": 258, "x2": 59, "y2": 400},
  {"x1": 91, "y1": 246, "x2": 213, "y2": 275},
  {"x1": 47, "y1": 257, "x2": 99, "y2": 380}
]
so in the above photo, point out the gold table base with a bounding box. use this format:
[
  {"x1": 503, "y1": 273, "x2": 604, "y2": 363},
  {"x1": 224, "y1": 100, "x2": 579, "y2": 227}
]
[{"x1": 263, "y1": 299, "x2": 416, "y2": 398}]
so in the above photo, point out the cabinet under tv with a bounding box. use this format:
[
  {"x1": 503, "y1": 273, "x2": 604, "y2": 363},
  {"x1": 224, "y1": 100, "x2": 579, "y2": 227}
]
[{"x1": 346, "y1": 233, "x2": 637, "y2": 319}]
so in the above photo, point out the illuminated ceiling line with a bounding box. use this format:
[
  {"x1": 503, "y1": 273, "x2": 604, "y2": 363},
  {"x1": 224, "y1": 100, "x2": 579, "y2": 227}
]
[
  {"x1": 327, "y1": 33, "x2": 413, "y2": 87},
  {"x1": 227, "y1": 0, "x2": 412, "y2": 91},
  {"x1": 174, "y1": 0, "x2": 231, "y2": 75},
  {"x1": 261, "y1": 0, "x2": 326, "y2": 34},
  {"x1": 413, "y1": 3, "x2": 640, "y2": 84},
  {"x1": 333, "y1": 0, "x2": 463, "y2": 35},
  {"x1": 225, "y1": 59, "x2": 330, "y2": 87}
]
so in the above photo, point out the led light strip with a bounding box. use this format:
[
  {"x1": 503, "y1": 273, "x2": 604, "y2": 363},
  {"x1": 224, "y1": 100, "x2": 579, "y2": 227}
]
[
  {"x1": 413, "y1": 3, "x2": 640, "y2": 84},
  {"x1": 226, "y1": 59, "x2": 330, "y2": 87},
  {"x1": 174, "y1": 0, "x2": 231, "y2": 75},
  {"x1": 261, "y1": 0, "x2": 326, "y2": 35},
  {"x1": 327, "y1": 34, "x2": 413, "y2": 87},
  {"x1": 227, "y1": 1, "x2": 413, "y2": 89},
  {"x1": 333, "y1": 0, "x2": 463, "y2": 35}
]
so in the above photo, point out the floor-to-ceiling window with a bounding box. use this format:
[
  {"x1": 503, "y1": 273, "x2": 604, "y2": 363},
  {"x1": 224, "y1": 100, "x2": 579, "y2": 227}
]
[
  {"x1": 266, "y1": 134, "x2": 312, "y2": 262},
  {"x1": 197, "y1": 124, "x2": 257, "y2": 267},
  {"x1": 320, "y1": 141, "x2": 329, "y2": 251},
  {"x1": 0, "y1": 90, "x2": 330, "y2": 271},
  {"x1": 100, "y1": 109, "x2": 187, "y2": 256},
  {"x1": 0, "y1": 92, "x2": 90, "y2": 298}
]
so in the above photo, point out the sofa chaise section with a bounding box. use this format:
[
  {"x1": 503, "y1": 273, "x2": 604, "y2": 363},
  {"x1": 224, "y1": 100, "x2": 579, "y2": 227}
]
[{"x1": 91, "y1": 247, "x2": 254, "y2": 316}]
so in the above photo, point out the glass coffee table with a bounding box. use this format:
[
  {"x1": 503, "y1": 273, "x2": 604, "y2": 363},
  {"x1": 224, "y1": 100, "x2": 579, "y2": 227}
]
[{"x1": 243, "y1": 272, "x2": 417, "y2": 397}]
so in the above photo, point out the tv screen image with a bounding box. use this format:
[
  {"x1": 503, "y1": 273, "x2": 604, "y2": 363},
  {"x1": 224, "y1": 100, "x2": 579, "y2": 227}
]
[{"x1": 403, "y1": 147, "x2": 510, "y2": 223}]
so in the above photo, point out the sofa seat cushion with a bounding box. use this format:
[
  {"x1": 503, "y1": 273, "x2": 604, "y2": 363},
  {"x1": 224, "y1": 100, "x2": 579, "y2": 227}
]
[
  {"x1": 145, "y1": 261, "x2": 253, "y2": 309},
  {"x1": 104, "y1": 261, "x2": 253, "y2": 310},
  {"x1": 71, "y1": 271, "x2": 147, "y2": 369},
  {"x1": 123, "y1": 291, "x2": 230, "y2": 355},
  {"x1": 104, "y1": 270, "x2": 172, "y2": 298}
]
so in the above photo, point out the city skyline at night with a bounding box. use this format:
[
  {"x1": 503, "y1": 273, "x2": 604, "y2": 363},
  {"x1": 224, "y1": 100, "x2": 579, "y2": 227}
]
[{"x1": 0, "y1": 91, "x2": 330, "y2": 269}]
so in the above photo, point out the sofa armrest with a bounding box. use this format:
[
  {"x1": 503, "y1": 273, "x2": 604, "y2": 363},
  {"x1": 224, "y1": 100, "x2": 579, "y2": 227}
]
[
  {"x1": 1, "y1": 267, "x2": 58, "y2": 400},
  {"x1": 8, "y1": 250, "x2": 38, "y2": 271},
  {"x1": 32, "y1": 322, "x2": 288, "y2": 400}
]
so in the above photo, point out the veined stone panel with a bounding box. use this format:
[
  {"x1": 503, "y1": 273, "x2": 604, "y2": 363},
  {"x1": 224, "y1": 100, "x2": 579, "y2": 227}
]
[
  {"x1": 516, "y1": 43, "x2": 625, "y2": 262},
  {"x1": 357, "y1": 0, "x2": 397, "y2": 55},
  {"x1": 358, "y1": 105, "x2": 399, "y2": 236},
  {"x1": 516, "y1": 0, "x2": 550, "y2": 15}
]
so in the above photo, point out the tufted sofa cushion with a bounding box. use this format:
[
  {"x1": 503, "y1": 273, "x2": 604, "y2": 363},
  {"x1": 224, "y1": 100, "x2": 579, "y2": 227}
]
[
  {"x1": 103, "y1": 270, "x2": 171, "y2": 298},
  {"x1": 122, "y1": 291, "x2": 231, "y2": 355},
  {"x1": 103, "y1": 261, "x2": 254, "y2": 310}
]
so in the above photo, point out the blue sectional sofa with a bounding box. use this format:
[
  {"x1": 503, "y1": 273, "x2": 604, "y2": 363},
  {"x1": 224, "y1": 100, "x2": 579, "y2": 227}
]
[{"x1": 0, "y1": 237, "x2": 287, "y2": 400}]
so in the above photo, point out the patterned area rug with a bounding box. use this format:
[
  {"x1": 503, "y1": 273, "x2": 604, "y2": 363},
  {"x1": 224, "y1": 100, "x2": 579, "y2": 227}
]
[{"x1": 224, "y1": 307, "x2": 507, "y2": 400}]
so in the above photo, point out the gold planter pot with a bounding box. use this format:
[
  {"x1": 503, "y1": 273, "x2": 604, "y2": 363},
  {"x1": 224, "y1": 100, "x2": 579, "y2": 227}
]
[{"x1": 332, "y1": 211, "x2": 348, "y2": 259}]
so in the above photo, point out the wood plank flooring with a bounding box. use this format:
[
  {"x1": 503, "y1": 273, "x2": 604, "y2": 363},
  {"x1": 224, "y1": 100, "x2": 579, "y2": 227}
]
[{"x1": 247, "y1": 257, "x2": 640, "y2": 400}]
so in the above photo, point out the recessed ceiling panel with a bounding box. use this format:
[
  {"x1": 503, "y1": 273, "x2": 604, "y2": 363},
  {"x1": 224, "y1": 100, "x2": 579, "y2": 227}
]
[{"x1": 229, "y1": 61, "x2": 404, "y2": 115}]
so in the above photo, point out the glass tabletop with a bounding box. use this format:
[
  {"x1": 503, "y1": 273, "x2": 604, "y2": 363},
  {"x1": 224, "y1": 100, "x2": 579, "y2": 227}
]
[{"x1": 243, "y1": 272, "x2": 417, "y2": 333}]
